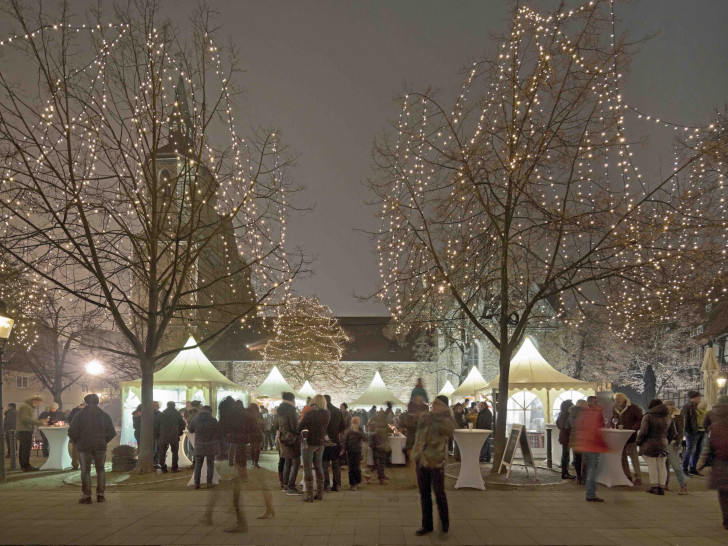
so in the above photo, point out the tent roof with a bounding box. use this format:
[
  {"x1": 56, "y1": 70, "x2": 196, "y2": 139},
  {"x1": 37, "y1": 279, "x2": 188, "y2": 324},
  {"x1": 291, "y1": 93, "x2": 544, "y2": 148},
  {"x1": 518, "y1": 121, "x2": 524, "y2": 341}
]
[
  {"x1": 437, "y1": 380, "x2": 456, "y2": 398},
  {"x1": 351, "y1": 371, "x2": 405, "y2": 407},
  {"x1": 121, "y1": 337, "x2": 242, "y2": 390},
  {"x1": 486, "y1": 336, "x2": 597, "y2": 391},
  {"x1": 297, "y1": 380, "x2": 317, "y2": 399},
  {"x1": 256, "y1": 366, "x2": 295, "y2": 398},
  {"x1": 452, "y1": 366, "x2": 488, "y2": 397}
]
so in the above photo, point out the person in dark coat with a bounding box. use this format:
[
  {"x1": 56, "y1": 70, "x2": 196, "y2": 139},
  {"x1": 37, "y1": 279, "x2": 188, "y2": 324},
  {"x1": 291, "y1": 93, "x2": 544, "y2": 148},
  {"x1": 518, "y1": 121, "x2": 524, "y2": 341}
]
[
  {"x1": 67, "y1": 401, "x2": 87, "y2": 470},
  {"x1": 636, "y1": 399, "x2": 675, "y2": 495},
  {"x1": 664, "y1": 400, "x2": 688, "y2": 494},
  {"x1": 67, "y1": 394, "x2": 116, "y2": 504},
  {"x1": 220, "y1": 398, "x2": 247, "y2": 467},
  {"x1": 475, "y1": 402, "x2": 493, "y2": 463},
  {"x1": 567, "y1": 400, "x2": 586, "y2": 484},
  {"x1": 277, "y1": 392, "x2": 302, "y2": 495},
  {"x1": 158, "y1": 401, "x2": 186, "y2": 473},
  {"x1": 556, "y1": 399, "x2": 575, "y2": 479},
  {"x1": 613, "y1": 393, "x2": 644, "y2": 485},
  {"x1": 403, "y1": 398, "x2": 429, "y2": 465},
  {"x1": 246, "y1": 403, "x2": 265, "y2": 467},
  {"x1": 131, "y1": 405, "x2": 142, "y2": 445},
  {"x1": 4, "y1": 403, "x2": 17, "y2": 460},
  {"x1": 681, "y1": 390, "x2": 703, "y2": 475},
  {"x1": 571, "y1": 396, "x2": 608, "y2": 502},
  {"x1": 298, "y1": 394, "x2": 330, "y2": 502},
  {"x1": 410, "y1": 378, "x2": 429, "y2": 403},
  {"x1": 342, "y1": 416, "x2": 367, "y2": 490},
  {"x1": 368, "y1": 410, "x2": 391, "y2": 483},
  {"x1": 699, "y1": 395, "x2": 728, "y2": 529},
  {"x1": 323, "y1": 394, "x2": 345, "y2": 491},
  {"x1": 187, "y1": 405, "x2": 220, "y2": 489},
  {"x1": 152, "y1": 401, "x2": 162, "y2": 468}
]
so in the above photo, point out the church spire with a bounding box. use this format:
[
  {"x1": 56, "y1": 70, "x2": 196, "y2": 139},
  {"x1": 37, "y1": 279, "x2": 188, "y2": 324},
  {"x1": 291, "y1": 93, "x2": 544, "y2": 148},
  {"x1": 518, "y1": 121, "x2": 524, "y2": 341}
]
[{"x1": 169, "y1": 75, "x2": 193, "y2": 148}]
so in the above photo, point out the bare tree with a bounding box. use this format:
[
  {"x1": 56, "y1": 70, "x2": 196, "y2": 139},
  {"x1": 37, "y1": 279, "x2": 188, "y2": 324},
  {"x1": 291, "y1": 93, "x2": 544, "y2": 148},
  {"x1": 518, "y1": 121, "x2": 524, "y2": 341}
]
[
  {"x1": 0, "y1": 1, "x2": 302, "y2": 471},
  {"x1": 261, "y1": 296, "x2": 350, "y2": 387},
  {"x1": 370, "y1": 1, "x2": 724, "y2": 469}
]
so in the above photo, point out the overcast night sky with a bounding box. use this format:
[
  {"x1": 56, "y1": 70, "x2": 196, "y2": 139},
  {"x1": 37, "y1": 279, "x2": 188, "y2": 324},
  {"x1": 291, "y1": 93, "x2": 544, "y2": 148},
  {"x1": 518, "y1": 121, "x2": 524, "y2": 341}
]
[{"x1": 10, "y1": 0, "x2": 728, "y2": 316}]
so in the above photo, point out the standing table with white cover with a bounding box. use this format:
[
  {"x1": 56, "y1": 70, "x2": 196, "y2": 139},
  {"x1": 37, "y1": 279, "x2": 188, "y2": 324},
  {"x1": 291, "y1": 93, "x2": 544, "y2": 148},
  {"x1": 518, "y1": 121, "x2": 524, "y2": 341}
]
[
  {"x1": 595, "y1": 428, "x2": 634, "y2": 487},
  {"x1": 453, "y1": 429, "x2": 489, "y2": 490},
  {"x1": 166, "y1": 430, "x2": 194, "y2": 468},
  {"x1": 39, "y1": 426, "x2": 72, "y2": 471},
  {"x1": 185, "y1": 431, "x2": 221, "y2": 486}
]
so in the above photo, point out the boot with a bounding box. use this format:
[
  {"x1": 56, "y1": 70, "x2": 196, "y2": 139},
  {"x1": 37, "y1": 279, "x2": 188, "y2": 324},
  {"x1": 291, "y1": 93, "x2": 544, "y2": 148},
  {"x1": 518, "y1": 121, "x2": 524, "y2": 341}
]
[
  {"x1": 561, "y1": 472, "x2": 576, "y2": 480},
  {"x1": 678, "y1": 484, "x2": 688, "y2": 495}
]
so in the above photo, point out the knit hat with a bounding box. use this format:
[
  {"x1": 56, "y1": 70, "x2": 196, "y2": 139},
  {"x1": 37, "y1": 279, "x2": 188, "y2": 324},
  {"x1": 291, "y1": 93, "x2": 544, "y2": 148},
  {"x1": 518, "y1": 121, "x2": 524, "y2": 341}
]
[{"x1": 434, "y1": 395, "x2": 449, "y2": 407}]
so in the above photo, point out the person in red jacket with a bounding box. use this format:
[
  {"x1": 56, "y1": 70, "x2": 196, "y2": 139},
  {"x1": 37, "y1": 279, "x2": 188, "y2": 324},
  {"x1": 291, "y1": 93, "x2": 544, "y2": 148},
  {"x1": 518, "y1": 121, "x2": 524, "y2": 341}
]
[{"x1": 571, "y1": 396, "x2": 608, "y2": 502}]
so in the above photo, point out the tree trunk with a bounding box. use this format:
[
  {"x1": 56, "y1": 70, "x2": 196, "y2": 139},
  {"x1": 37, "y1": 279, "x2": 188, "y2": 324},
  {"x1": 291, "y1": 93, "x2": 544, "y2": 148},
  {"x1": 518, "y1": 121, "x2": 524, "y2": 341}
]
[
  {"x1": 53, "y1": 391, "x2": 63, "y2": 410},
  {"x1": 136, "y1": 363, "x2": 156, "y2": 473},
  {"x1": 491, "y1": 343, "x2": 512, "y2": 473}
]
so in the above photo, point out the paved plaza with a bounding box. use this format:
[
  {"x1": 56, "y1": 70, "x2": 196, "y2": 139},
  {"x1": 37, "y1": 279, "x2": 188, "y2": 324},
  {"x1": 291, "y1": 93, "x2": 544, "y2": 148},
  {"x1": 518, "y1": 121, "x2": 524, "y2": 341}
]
[{"x1": 0, "y1": 485, "x2": 726, "y2": 546}]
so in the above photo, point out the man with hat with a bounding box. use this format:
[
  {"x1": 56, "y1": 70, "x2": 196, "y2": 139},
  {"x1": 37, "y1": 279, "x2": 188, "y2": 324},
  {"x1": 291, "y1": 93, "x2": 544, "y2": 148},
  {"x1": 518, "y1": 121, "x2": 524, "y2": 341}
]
[
  {"x1": 682, "y1": 390, "x2": 703, "y2": 475},
  {"x1": 16, "y1": 395, "x2": 47, "y2": 471},
  {"x1": 411, "y1": 394, "x2": 455, "y2": 537}
]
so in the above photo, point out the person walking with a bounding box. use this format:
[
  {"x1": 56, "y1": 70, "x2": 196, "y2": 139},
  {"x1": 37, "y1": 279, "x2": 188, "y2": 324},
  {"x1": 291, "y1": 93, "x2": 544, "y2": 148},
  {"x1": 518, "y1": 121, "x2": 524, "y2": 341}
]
[
  {"x1": 188, "y1": 405, "x2": 220, "y2": 489},
  {"x1": 412, "y1": 395, "x2": 455, "y2": 537},
  {"x1": 556, "y1": 400, "x2": 575, "y2": 479},
  {"x1": 368, "y1": 410, "x2": 390, "y2": 484},
  {"x1": 67, "y1": 394, "x2": 116, "y2": 504},
  {"x1": 4, "y1": 403, "x2": 17, "y2": 460},
  {"x1": 342, "y1": 416, "x2": 367, "y2": 490},
  {"x1": 277, "y1": 392, "x2": 302, "y2": 495},
  {"x1": 247, "y1": 403, "x2": 265, "y2": 468},
  {"x1": 410, "y1": 378, "x2": 429, "y2": 403},
  {"x1": 297, "y1": 394, "x2": 330, "y2": 502},
  {"x1": 323, "y1": 394, "x2": 345, "y2": 491},
  {"x1": 699, "y1": 395, "x2": 728, "y2": 529},
  {"x1": 17, "y1": 396, "x2": 46, "y2": 472},
  {"x1": 475, "y1": 402, "x2": 493, "y2": 463},
  {"x1": 612, "y1": 393, "x2": 644, "y2": 485},
  {"x1": 571, "y1": 396, "x2": 608, "y2": 502},
  {"x1": 682, "y1": 390, "x2": 703, "y2": 475},
  {"x1": 664, "y1": 400, "x2": 688, "y2": 494},
  {"x1": 158, "y1": 401, "x2": 186, "y2": 473},
  {"x1": 567, "y1": 400, "x2": 587, "y2": 484},
  {"x1": 636, "y1": 399, "x2": 674, "y2": 495}
]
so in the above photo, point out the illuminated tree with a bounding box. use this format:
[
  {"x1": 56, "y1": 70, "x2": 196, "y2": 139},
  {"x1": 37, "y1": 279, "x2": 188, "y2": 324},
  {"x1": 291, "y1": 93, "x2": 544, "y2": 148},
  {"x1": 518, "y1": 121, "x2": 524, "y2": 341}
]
[
  {"x1": 0, "y1": 2, "x2": 301, "y2": 471},
  {"x1": 371, "y1": 1, "x2": 725, "y2": 469},
  {"x1": 263, "y1": 296, "x2": 350, "y2": 386}
]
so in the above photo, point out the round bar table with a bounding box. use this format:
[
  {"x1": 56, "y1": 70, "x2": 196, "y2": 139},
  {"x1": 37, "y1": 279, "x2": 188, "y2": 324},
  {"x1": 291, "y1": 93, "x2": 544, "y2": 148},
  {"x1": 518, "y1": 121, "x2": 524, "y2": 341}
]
[
  {"x1": 166, "y1": 431, "x2": 194, "y2": 468},
  {"x1": 185, "y1": 431, "x2": 221, "y2": 487},
  {"x1": 39, "y1": 426, "x2": 72, "y2": 471},
  {"x1": 595, "y1": 428, "x2": 634, "y2": 487},
  {"x1": 453, "y1": 429, "x2": 489, "y2": 490}
]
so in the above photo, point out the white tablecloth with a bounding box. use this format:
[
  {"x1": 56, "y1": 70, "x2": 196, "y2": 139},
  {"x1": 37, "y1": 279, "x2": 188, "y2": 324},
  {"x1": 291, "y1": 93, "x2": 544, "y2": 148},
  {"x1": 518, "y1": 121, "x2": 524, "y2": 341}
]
[
  {"x1": 39, "y1": 427, "x2": 72, "y2": 471},
  {"x1": 166, "y1": 431, "x2": 193, "y2": 468},
  {"x1": 595, "y1": 428, "x2": 634, "y2": 488},
  {"x1": 366, "y1": 437, "x2": 407, "y2": 465},
  {"x1": 453, "y1": 429, "x2": 489, "y2": 490},
  {"x1": 185, "y1": 431, "x2": 221, "y2": 486}
]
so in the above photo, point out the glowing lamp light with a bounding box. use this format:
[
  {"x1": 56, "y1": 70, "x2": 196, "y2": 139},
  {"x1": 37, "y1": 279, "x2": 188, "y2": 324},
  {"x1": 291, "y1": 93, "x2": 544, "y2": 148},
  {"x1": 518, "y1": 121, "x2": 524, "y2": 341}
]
[
  {"x1": 717, "y1": 377, "x2": 727, "y2": 389},
  {"x1": 86, "y1": 360, "x2": 104, "y2": 376},
  {"x1": 0, "y1": 316, "x2": 14, "y2": 340}
]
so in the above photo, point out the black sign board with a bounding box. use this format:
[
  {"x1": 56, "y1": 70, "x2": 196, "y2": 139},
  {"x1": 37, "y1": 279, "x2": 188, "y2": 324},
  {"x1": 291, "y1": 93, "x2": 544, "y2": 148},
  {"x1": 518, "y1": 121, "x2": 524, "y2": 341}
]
[{"x1": 498, "y1": 424, "x2": 539, "y2": 480}]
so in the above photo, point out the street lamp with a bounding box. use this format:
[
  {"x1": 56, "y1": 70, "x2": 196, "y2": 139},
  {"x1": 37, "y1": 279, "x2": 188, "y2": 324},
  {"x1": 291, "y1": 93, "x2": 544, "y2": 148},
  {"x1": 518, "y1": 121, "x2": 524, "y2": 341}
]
[
  {"x1": 717, "y1": 376, "x2": 727, "y2": 396},
  {"x1": 0, "y1": 301, "x2": 16, "y2": 482},
  {"x1": 85, "y1": 359, "x2": 104, "y2": 376}
]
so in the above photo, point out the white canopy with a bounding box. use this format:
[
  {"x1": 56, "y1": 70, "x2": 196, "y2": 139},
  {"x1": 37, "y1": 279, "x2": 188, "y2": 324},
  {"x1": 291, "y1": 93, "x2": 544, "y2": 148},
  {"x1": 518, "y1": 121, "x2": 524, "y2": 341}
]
[
  {"x1": 437, "y1": 380, "x2": 456, "y2": 399},
  {"x1": 256, "y1": 366, "x2": 295, "y2": 399},
  {"x1": 351, "y1": 371, "x2": 405, "y2": 407},
  {"x1": 452, "y1": 366, "x2": 488, "y2": 397},
  {"x1": 297, "y1": 380, "x2": 317, "y2": 400}
]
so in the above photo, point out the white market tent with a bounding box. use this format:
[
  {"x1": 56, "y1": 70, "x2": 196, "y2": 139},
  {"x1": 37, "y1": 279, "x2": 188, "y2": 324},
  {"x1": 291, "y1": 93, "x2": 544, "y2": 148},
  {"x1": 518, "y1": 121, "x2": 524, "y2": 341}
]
[
  {"x1": 482, "y1": 336, "x2": 597, "y2": 426},
  {"x1": 120, "y1": 336, "x2": 246, "y2": 446},
  {"x1": 351, "y1": 371, "x2": 405, "y2": 407},
  {"x1": 437, "y1": 380, "x2": 456, "y2": 400},
  {"x1": 451, "y1": 366, "x2": 489, "y2": 399},
  {"x1": 256, "y1": 365, "x2": 295, "y2": 399},
  {"x1": 297, "y1": 380, "x2": 317, "y2": 400}
]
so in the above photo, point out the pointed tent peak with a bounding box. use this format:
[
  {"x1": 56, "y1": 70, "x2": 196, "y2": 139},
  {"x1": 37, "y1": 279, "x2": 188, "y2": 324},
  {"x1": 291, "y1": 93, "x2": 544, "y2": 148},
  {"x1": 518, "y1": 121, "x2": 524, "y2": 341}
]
[
  {"x1": 437, "y1": 380, "x2": 456, "y2": 398},
  {"x1": 297, "y1": 380, "x2": 316, "y2": 399},
  {"x1": 151, "y1": 336, "x2": 240, "y2": 389},
  {"x1": 184, "y1": 336, "x2": 197, "y2": 348},
  {"x1": 351, "y1": 371, "x2": 405, "y2": 407},
  {"x1": 452, "y1": 366, "x2": 488, "y2": 397},
  {"x1": 256, "y1": 365, "x2": 295, "y2": 399},
  {"x1": 511, "y1": 335, "x2": 550, "y2": 366}
]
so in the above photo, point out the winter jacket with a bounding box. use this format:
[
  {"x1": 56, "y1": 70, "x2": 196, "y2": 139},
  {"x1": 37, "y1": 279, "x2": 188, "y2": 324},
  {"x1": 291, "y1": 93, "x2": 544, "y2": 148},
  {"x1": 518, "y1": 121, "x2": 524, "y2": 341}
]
[
  {"x1": 67, "y1": 405, "x2": 116, "y2": 452},
  {"x1": 3, "y1": 408, "x2": 17, "y2": 431},
  {"x1": 220, "y1": 402, "x2": 248, "y2": 445},
  {"x1": 158, "y1": 406, "x2": 186, "y2": 444},
  {"x1": 706, "y1": 402, "x2": 728, "y2": 461},
  {"x1": 475, "y1": 407, "x2": 493, "y2": 430},
  {"x1": 636, "y1": 404, "x2": 674, "y2": 458},
  {"x1": 152, "y1": 410, "x2": 161, "y2": 439},
  {"x1": 556, "y1": 400, "x2": 574, "y2": 446},
  {"x1": 187, "y1": 411, "x2": 220, "y2": 456},
  {"x1": 297, "y1": 407, "x2": 330, "y2": 447},
  {"x1": 410, "y1": 386, "x2": 429, "y2": 403},
  {"x1": 326, "y1": 403, "x2": 346, "y2": 446},
  {"x1": 342, "y1": 410, "x2": 352, "y2": 432},
  {"x1": 368, "y1": 411, "x2": 391, "y2": 452},
  {"x1": 612, "y1": 401, "x2": 643, "y2": 444},
  {"x1": 402, "y1": 403, "x2": 428, "y2": 450},
  {"x1": 16, "y1": 399, "x2": 44, "y2": 433},
  {"x1": 262, "y1": 411, "x2": 274, "y2": 432},
  {"x1": 276, "y1": 401, "x2": 300, "y2": 459},
  {"x1": 68, "y1": 406, "x2": 83, "y2": 425},
  {"x1": 570, "y1": 405, "x2": 608, "y2": 454},
  {"x1": 682, "y1": 401, "x2": 699, "y2": 436},
  {"x1": 131, "y1": 410, "x2": 142, "y2": 439},
  {"x1": 342, "y1": 428, "x2": 367, "y2": 455},
  {"x1": 247, "y1": 406, "x2": 265, "y2": 444},
  {"x1": 411, "y1": 411, "x2": 455, "y2": 468}
]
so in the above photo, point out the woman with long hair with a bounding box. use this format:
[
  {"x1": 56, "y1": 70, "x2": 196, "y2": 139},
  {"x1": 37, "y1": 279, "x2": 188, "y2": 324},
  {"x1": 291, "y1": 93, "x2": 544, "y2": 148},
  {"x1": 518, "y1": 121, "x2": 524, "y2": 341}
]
[{"x1": 297, "y1": 394, "x2": 330, "y2": 502}]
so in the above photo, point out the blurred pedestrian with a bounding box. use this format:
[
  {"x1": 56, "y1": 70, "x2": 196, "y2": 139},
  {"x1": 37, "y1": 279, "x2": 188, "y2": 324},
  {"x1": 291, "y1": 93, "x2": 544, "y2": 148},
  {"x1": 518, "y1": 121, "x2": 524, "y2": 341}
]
[
  {"x1": 247, "y1": 403, "x2": 265, "y2": 468},
  {"x1": 571, "y1": 396, "x2": 608, "y2": 502},
  {"x1": 17, "y1": 396, "x2": 46, "y2": 472},
  {"x1": 682, "y1": 390, "x2": 703, "y2": 475},
  {"x1": 342, "y1": 416, "x2": 367, "y2": 490},
  {"x1": 664, "y1": 400, "x2": 688, "y2": 494},
  {"x1": 188, "y1": 405, "x2": 220, "y2": 489},
  {"x1": 613, "y1": 393, "x2": 644, "y2": 485},
  {"x1": 410, "y1": 378, "x2": 429, "y2": 403},
  {"x1": 556, "y1": 399, "x2": 575, "y2": 480},
  {"x1": 699, "y1": 395, "x2": 728, "y2": 529},
  {"x1": 158, "y1": 401, "x2": 186, "y2": 473}
]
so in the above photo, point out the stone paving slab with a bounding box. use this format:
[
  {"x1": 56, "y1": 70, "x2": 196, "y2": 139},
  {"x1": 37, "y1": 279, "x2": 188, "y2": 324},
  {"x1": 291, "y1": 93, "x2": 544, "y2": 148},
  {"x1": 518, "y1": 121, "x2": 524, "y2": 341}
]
[{"x1": 0, "y1": 487, "x2": 726, "y2": 545}]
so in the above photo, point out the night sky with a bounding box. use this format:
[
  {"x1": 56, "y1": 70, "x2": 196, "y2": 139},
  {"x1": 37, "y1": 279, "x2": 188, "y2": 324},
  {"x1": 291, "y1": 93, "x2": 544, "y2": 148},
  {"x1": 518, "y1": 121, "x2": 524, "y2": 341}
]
[{"x1": 8, "y1": 1, "x2": 728, "y2": 315}]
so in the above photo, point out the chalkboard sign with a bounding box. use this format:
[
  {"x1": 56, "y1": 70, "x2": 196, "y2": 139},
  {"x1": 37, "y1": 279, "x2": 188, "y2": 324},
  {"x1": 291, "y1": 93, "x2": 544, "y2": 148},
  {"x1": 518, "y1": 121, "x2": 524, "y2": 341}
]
[{"x1": 498, "y1": 424, "x2": 539, "y2": 480}]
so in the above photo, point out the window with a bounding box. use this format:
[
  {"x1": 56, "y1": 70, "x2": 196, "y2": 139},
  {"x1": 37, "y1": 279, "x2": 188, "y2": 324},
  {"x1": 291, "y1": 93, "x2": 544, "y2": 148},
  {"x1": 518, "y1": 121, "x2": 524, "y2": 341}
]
[
  {"x1": 552, "y1": 390, "x2": 588, "y2": 421},
  {"x1": 81, "y1": 384, "x2": 89, "y2": 393},
  {"x1": 507, "y1": 391, "x2": 544, "y2": 432},
  {"x1": 16, "y1": 376, "x2": 28, "y2": 389},
  {"x1": 465, "y1": 341, "x2": 480, "y2": 369}
]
